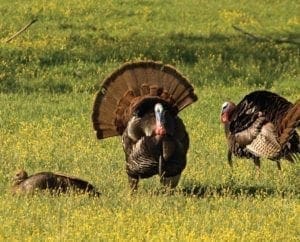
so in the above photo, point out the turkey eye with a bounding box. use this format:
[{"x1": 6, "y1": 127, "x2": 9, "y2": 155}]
[{"x1": 221, "y1": 102, "x2": 228, "y2": 111}]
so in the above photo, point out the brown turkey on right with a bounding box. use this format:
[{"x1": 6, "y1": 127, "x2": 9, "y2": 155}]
[
  {"x1": 220, "y1": 90, "x2": 300, "y2": 170},
  {"x1": 92, "y1": 61, "x2": 197, "y2": 191}
]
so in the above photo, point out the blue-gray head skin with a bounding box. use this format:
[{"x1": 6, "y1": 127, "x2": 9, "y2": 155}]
[
  {"x1": 154, "y1": 103, "x2": 166, "y2": 136},
  {"x1": 220, "y1": 101, "x2": 236, "y2": 124}
]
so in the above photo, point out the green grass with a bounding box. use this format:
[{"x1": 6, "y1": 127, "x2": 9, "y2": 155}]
[{"x1": 0, "y1": 0, "x2": 299, "y2": 241}]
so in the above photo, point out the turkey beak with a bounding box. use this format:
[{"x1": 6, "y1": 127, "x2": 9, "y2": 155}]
[{"x1": 154, "y1": 103, "x2": 166, "y2": 136}]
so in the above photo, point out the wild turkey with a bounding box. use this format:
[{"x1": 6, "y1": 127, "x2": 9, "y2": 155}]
[
  {"x1": 11, "y1": 170, "x2": 101, "y2": 196},
  {"x1": 92, "y1": 61, "x2": 197, "y2": 190},
  {"x1": 220, "y1": 90, "x2": 300, "y2": 170}
]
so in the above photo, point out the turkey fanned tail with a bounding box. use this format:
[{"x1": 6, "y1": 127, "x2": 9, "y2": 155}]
[{"x1": 92, "y1": 61, "x2": 197, "y2": 139}]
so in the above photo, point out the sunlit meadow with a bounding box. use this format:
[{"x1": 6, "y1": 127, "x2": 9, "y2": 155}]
[{"x1": 0, "y1": 0, "x2": 299, "y2": 241}]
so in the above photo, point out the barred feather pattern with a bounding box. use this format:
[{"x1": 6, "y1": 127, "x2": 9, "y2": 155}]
[
  {"x1": 122, "y1": 115, "x2": 189, "y2": 179},
  {"x1": 124, "y1": 136, "x2": 161, "y2": 178},
  {"x1": 246, "y1": 123, "x2": 281, "y2": 158}
]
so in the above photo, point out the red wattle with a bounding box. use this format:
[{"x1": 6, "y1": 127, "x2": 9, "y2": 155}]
[
  {"x1": 221, "y1": 113, "x2": 229, "y2": 123},
  {"x1": 155, "y1": 126, "x2": 166, "y2": 136}
]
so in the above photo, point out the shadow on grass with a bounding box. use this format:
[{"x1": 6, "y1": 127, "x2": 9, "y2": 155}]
[
  {"x1": 62, "y1": 31, "x2": 299, "y2": 67},
  {"x1": 1, "y1": 31, "x2": 299, "y2": 93},
  {"x1": 180, "y1": 182, "x2": 299, "y2": 199}
]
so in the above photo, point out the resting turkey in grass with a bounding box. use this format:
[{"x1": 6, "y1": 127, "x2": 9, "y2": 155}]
[{"x1": 11, "y1": 170, "x2": 100, "y2": 196}]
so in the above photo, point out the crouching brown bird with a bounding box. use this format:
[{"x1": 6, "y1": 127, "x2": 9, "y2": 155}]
[
  {"x1": 220, "y1": 90, "x2": 300, "y2": 170},
  {"x1": 11, "y1": 170, "x2": 101, "y2": 196},
  {"x1": 92, "y1": 61, "x2": 197, "y2": 191}
]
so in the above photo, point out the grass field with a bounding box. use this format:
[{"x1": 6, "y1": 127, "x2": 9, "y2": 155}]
[{"x1": 0, "y1": 0, "x2": 299, "y2": 241}]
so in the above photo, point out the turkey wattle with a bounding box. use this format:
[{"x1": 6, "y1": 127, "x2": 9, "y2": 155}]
[
  {"x1": 220, "y1": 90, "x2": 300, "y2": 170},
  {"x1": 92, "y1": 61, "x2": 197, "y2": 190}
]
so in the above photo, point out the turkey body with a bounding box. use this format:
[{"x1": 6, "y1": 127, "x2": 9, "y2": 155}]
[
  {"x1": 11, "y1": 170, "x2": 100, "y2": 196},
  {"x1": 122, "y1": 101, "x2": 189, "y2": 189},
  {"x1": 221, "y1": 90, "x2": 300, "y2": 169},
  {"x1": 92, "y1": 61, "x2": 197, "y2": 190}
]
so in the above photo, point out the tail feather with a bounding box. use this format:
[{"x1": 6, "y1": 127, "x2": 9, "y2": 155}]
[
  {"x1": 123, "y1": 70, "x2": 141, "y2": 96},
  {"x1": 92, "y1": 61, "x2": 198, "y2": 139},
  {"x1": 118, "y1": 90, "x2": 136, "y2": 107},
  {"x1": 174, "y1": 88, "x2": 196, "y2": 108},
  {"x1": 144, "y1": 66, "x2": 164, "y2": 88},
  {"x1": 278, "y1": 100, "x2": 300, "y2": 146},
  {"x1": 285, "y1": 153, "x2": 299, "y2": 163},
  {"x1": 140, "y1": 84, "x2": 150, "y2": 96}
]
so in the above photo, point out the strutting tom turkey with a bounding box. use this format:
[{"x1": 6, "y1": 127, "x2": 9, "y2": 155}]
[
  {"x1": 220, "y1": 90, "x2": 300, "y2": 170},
  {"x1": 92, "y1": 61, "x2": 197, "y2": 190}
]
